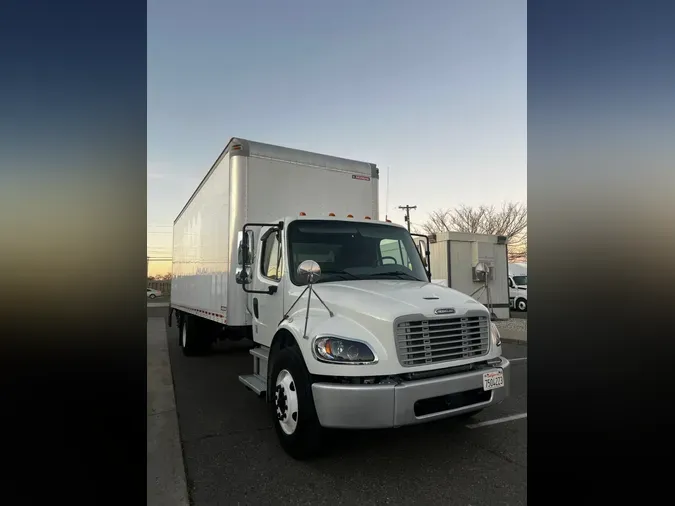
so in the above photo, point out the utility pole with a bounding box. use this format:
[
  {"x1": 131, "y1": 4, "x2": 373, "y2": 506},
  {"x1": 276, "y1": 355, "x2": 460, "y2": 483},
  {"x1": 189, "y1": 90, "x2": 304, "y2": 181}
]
[{"x1": 398, "y1": 205, "x2": 417, "y2": 232}]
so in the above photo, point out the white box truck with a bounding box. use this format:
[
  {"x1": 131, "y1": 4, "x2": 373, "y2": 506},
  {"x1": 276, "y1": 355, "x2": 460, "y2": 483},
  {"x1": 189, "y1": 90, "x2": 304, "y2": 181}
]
[
  {"x1": 508, "y1": 262, "x2": 528, "y2": 312},
  {"x1": 169, "y1": 138, "x2": 510, "y2": 459}
]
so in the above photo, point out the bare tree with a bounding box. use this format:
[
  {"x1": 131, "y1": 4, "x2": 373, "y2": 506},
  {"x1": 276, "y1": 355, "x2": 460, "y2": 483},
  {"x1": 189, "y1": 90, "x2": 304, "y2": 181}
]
[{"x1": 419, "y1": 202, "x2": 527, "y2": 261}]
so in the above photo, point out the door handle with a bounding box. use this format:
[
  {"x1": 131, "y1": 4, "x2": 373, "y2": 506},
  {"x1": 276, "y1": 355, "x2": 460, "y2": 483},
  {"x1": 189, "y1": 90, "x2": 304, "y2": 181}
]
[{"x1": 253, "y1": 298, "x2": 259, "y2": 319}]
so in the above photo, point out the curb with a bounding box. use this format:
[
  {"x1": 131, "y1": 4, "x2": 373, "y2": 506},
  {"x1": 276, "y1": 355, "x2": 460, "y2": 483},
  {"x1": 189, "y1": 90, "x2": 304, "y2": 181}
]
[{"x1": 147, "y1": 317, "x2": 190, "y2": 506}]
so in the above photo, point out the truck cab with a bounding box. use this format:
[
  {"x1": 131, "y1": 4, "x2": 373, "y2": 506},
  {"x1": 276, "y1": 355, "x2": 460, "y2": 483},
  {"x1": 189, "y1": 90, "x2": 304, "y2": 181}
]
[
  {"x1": 236, "y1": 214, "x2": 510, "y2": 459},
  {"x1": 508, "y1": 263, "x2": 528, "y2": 312}
]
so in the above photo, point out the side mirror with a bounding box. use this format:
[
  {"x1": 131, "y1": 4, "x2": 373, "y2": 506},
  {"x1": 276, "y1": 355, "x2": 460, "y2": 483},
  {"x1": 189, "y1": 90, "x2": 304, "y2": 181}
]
[
  {"x1": 297, "y1": 260, "x2": 321, "y2": 285},
  {"x1": 237, "y1": 230, "x2": 254, "y2": 266},
  {"x1": 416, "y1": 239, "x2": 428, "y2": 267},
  {"x1": 235, "y1": 266, "x2": 252, "y2": 285},
  {"x1": 473, "y1": 262, "x2": 490, "y2": 282}
]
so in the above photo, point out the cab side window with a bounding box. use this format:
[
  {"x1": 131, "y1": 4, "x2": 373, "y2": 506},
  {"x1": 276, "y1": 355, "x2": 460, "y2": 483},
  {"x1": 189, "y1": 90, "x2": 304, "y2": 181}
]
[
  {"x1": 261, "y1": 231, "x2": 283, "y2": 281},
  {"x1": 379, "y1": 239, "x2": 412, "y2": 269}
]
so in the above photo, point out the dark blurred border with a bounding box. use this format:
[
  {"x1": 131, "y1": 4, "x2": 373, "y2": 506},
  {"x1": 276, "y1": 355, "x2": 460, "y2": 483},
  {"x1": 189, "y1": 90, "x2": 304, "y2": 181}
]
[
  {"x1": 3, "y1": 0, "x2": 675, "y2": 501},
  {"x1": 529, "y1": 0, "x2": 675, "y2": 500},
  {"x1": 0, "y1": 0, "x2": 146, "y2": 502}
]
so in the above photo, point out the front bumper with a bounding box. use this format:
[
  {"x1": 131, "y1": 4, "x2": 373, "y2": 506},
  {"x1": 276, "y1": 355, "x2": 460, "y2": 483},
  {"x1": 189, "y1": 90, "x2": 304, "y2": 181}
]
[{"x1": 311, "y1": 357, "x2": 510, "y2": 429}]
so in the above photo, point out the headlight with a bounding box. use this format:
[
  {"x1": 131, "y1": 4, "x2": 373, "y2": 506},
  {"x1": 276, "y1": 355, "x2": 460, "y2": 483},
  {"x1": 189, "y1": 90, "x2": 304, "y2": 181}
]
[
  {"x1": 490, "y1": 322, "x2": 502, "y2": 347},
  {"x1": 314, "y1": 336, "x2": 376, "y2": 364}
]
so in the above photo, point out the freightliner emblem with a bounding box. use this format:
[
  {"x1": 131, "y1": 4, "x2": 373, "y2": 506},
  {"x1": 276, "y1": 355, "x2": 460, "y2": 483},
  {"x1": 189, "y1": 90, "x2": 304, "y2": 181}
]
[{"x1": 434, "y1": 307, "x2": 456, "y2": 315}]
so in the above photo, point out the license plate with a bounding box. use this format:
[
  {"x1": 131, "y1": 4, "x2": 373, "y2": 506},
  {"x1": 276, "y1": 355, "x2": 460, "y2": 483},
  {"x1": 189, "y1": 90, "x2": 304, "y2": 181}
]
[{"x1": 483, "y1": 370, "x2": 504, "y2": 391}]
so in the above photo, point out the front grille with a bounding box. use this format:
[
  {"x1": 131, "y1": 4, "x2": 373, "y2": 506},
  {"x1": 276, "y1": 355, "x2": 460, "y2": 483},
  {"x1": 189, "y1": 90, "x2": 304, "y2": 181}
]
[{"x1": 395, "y1": 315, "x2": 490, "y2": 367}]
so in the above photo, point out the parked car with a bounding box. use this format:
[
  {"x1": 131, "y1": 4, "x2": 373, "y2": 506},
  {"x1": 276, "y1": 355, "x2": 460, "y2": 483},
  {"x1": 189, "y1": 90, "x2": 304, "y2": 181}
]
[{"x1": 147, "y1": 287, "x2": 162, "y2": 299}]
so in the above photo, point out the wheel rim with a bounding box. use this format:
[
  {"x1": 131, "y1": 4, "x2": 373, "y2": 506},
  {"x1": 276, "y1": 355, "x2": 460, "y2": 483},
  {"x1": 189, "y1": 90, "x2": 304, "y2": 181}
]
[
  {"x1": 181, "y1": 321, "x2": 187, "y2": 348},
  {"x1": 275, "y1": 369, "x2": 299, "y2": 435},
  {"x1": 518, "y1": 300, "x2": 526, "y2": 311}
]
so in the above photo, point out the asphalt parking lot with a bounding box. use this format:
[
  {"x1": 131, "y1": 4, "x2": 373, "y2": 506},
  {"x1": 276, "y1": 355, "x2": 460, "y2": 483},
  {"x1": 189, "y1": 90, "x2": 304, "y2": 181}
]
[
  {"x1": 148, "y1": 307, "x2": 527, "y2": 506},
  {"x1": 510, "y1": 309, "x2": 527, "y2": 319}
]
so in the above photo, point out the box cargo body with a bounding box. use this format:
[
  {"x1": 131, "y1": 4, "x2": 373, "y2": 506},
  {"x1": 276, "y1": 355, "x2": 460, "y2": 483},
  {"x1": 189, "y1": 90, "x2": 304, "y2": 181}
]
[{"x1": 171, "y1": 138, "x2": 379, "y2": 328}]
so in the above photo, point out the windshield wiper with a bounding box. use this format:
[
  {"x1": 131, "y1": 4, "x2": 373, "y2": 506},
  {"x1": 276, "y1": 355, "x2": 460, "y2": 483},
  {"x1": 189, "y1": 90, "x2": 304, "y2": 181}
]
[
  {"x1": 362, "y1": 270, "x2": 421, "y2": 281},
  {"x1": 321, "y1": 270, "x2": 363, "y2": 281}
]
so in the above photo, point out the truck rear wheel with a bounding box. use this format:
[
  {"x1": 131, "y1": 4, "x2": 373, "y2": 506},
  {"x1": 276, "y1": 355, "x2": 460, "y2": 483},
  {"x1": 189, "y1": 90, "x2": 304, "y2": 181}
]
[
  {"x1": 180, "y1": 314, "x2": 211, "y2": 356},
  {"x1": 269, "y1": 345, "x2": 323, "y2": 460}
]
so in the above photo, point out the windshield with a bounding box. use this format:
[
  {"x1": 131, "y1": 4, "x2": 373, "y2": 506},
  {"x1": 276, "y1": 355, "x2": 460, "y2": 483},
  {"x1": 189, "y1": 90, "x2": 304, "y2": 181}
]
[
  {"x1": 513, "y1": 275, "x2": 527, "y2": 286},
  {"x1": 287, "y1": 220, "x2": 428, "y2": 285}
]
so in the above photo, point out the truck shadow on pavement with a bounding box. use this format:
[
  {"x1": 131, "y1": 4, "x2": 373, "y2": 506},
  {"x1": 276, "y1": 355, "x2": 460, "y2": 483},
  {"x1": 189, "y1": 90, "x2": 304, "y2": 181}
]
[
  {"x1": 201, "y1": 340, "x2": 499, "y2": 460},
  {"x1": 209, "y1": 339, "x2": 257, "y2": 355}
]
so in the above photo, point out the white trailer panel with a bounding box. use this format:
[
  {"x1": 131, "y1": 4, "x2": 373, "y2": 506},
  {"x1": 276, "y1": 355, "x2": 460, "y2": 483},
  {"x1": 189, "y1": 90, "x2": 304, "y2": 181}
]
[
  {"x1": 246, "y1": 155, "x2": 378, "y2": 223},
  {"x1": 171, "y1": 152, "x2": 231, "y2": 323},
  {"x1": 429, "y1": 240, "x2": 449, "y2": 282}
]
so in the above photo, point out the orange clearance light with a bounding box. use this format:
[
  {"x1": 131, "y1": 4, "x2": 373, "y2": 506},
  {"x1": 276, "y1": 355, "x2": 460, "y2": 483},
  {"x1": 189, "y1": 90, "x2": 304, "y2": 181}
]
[
  {"x1": 299, "y1": 212, "x2": 306, "y2": 216},
  {"x1": 347, "y1": 214, "x2": 354, "y2": 218},
  {"x1": 328, "y1": 212, "x2": 335, "y2": 217},
  {"x1": 232, "y1": 144, "x2": 242, "y2": 150},
  {"x1": 364, "y1": 216, "x2": 371, "y2": 220}
]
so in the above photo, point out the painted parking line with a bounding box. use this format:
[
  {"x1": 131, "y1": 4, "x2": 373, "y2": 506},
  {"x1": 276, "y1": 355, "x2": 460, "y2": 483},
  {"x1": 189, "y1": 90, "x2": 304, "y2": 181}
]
[
  {"x1": 508, "y1": 357, "x2": 527, "y2": 363},
  {"x1": 466, "y1": 413, "x2": 527, "y2": 429}
]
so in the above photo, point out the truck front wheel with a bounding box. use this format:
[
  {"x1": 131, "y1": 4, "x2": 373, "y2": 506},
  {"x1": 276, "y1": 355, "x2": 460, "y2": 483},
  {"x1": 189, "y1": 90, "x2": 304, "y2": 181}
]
[
  {"x1": 269, "y1": 346, "x2": 323, "y2": 460},
  {"x1": 515, "y1": 298, "x2": 527, "y2": 312}
]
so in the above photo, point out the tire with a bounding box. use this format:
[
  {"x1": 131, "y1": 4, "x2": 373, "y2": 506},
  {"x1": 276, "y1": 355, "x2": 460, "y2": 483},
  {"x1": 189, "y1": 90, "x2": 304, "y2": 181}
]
[
  {"x1": 515, "y1": 298, "x2": 527, "y2": 312},
  {"x1": 149, "y1": 294, "x2": 156, "y2": 299},
  {"x1": 269, "y1": 346, "x2": 323, "y2": 460},
  {"x1": 180, "y1": 314, "x2": 211, "y2": 356}
]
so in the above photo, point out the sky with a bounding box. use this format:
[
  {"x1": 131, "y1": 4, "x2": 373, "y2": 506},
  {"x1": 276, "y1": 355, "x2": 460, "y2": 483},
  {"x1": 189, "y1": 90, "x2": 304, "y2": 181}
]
[{"x1": 147, "y1": 0, "x2": 526, "y2": 275}]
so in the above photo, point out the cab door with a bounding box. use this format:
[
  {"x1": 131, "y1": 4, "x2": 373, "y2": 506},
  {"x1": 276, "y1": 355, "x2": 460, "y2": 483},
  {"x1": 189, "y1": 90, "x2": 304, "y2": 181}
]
[{"x1": 250, "y1": 226, "x2": 286, "y2": 348}]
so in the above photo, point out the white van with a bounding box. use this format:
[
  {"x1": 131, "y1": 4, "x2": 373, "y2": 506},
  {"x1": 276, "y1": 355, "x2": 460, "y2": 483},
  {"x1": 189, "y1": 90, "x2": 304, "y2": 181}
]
[{"x1": 508, "y1": 263, "x2": 527, "y2": 312}]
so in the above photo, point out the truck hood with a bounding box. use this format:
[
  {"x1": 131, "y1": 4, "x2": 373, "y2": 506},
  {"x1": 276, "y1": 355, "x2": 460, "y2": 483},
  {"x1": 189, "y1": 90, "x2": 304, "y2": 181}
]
[{"x1": 289, "y1": 279, "x2": 486, "y2": 323}]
